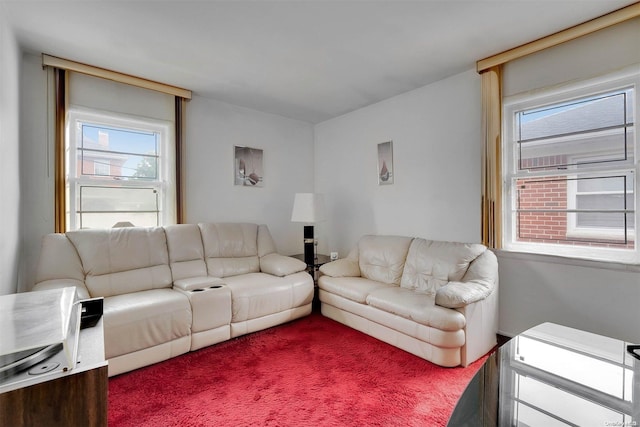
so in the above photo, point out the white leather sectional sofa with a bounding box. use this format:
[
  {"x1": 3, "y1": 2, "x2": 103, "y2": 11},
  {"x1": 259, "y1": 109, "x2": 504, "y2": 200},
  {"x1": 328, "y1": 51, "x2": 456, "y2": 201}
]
[
  {"x1": 318, "y1": 235, "x2": 498, "y2": 367},
  {"x1": 33, "y1": 223, "x2": 313, "y2": 376}
]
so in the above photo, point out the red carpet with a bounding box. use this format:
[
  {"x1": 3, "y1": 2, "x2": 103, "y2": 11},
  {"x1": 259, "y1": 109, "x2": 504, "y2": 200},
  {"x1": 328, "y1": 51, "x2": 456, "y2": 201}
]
[{"x1": 108, "y1": 313, "x2": 488, "y2": 426}]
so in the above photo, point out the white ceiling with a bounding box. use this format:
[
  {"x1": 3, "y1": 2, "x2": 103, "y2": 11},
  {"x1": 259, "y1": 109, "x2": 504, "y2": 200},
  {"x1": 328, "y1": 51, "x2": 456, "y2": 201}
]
[{"x1": 3, "y1": 0, "x2": 636, "y2": 123}]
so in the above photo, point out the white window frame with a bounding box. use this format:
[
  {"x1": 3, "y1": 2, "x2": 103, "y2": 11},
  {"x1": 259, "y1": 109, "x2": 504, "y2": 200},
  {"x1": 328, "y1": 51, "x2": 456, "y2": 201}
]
[
  {"x1": 66, "y1": 107, "x2": 176, "y2": 230},
  {"x1": 502, "y1": 67, "x2": 638, "y2": 264}
]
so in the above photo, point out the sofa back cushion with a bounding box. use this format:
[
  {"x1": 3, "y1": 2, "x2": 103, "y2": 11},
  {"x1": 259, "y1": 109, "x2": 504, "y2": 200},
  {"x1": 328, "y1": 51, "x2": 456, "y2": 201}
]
[
  {"x1": 358, "y1": 235, "x2": 413, "y2": 285},
  {"x1": 164, "y1": 224, "x2": 208, "y2": 281},
  {"x1": 66, "y1": 227, "x2": 172, "y2": 297},
  {"x1": 401, "y1": 238, "x2": 486, "y2": 294},
  {"x1": 199, "y1": 223, "x2": 260, "y2": 277},
  {"x1": 36, "y1": 233, "x2": 85, "y2": 284},
  {"x1": 257, "y1": 224, "x2": 277, "y2": 257}
]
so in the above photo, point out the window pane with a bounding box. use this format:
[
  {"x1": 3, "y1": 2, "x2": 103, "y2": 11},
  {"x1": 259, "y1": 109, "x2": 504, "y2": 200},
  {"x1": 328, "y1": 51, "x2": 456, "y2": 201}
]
[
  {"x1": 80, "y1": 124, "x2": 158, "y2": 179},
  {"x1": 79, "y1": 212, "x2": 159, "y2": 229},
  {"x1": 79, "y1": 186, "x2": 158, "y2": 212},
  {"x1": 576, "y1": 174, "x2": 632, "y2": 192},
  {"x1": 518, "y1": 91, "x2": 631, "y2": 142},
  {"x1": 78, "y1": 186, "x2": 159, "y2": 229},
  {"x1": 516, "y1": 176, "x2": 568, "y2": 213},
  {"x1": 573, "y1": 210, "x2": 634, "y2": 230},
  {"x1": 517, "y1": 212, "x2": 634, "y2": 247},
  {"x1": 80, "y1": 151, "x2": 158, "y2": 179},
  {"x1": 517, "y1": 89, "x2": 634, "y2": 171},
  {"x1": 515, "y1": 175, "x2": 634, "y2": 248},
  {"x1": 519, "y1": 128, "x2": 633, "y2": 171}
]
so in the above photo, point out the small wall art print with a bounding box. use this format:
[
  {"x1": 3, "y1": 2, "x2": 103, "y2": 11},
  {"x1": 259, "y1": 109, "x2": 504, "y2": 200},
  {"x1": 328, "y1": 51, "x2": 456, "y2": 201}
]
[
  {"x1": 234, "y1": 146, "x2": 264, "y2": 187},
  {"x1": 377, "y1": 141, "x2": 393, "y2": 185}
]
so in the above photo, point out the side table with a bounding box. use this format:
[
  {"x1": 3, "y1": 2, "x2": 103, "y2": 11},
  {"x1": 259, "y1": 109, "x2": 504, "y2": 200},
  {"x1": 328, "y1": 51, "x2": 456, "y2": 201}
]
[{"x1": 291, "y1": 253, "x2": 332, "y2": 310}]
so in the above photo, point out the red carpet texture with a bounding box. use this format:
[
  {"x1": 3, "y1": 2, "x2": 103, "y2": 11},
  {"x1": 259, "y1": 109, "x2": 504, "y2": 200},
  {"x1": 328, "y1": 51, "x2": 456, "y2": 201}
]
[{"x1": 108, "y1": 313, "x2": 488, "y2": 426}]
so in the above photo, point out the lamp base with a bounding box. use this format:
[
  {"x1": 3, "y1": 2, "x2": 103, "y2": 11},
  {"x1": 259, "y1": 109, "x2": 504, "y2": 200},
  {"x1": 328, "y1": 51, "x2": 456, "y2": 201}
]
[{"x1": 303, "y1": 225, "x2": 315, "y2": 266}]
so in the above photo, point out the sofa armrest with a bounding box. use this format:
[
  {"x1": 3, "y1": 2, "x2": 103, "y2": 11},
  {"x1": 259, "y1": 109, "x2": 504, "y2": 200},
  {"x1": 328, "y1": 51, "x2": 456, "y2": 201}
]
[
  {"x1": 32, "y1": 279, "x2": 91, "y2": 300},
  {"x1": 435, "y1": 279, "x2": 494, "y2": 308},
  {"x1": 319, "y1": 258, "x2": 361, "y2": 277},
  {"x1": 174, "y1": 276, "x2": 225, "y2": 291},
  {"x1": 435, "y1": 249, "x2": 498, "y2": 308},
  {"x1": 260, "y1": 253, "x2": 307, "y2": 277}
]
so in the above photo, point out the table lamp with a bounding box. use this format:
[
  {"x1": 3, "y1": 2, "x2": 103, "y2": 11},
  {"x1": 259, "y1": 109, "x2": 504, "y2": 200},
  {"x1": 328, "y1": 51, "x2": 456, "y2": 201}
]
[{"x1": 291, "y1": 193, "x2": 325, "y2": 266}]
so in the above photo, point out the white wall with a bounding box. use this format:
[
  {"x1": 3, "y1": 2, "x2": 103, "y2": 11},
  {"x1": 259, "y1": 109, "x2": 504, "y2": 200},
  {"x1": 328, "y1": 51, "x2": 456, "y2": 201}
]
[
  {"x1": 18, "y1": 53, "x2": 54, "y2": 293},
  {"x1": 314, "y1": 69, "x2": 481, "y2": 257},
  {"x1": 184, "y1": 96, "x2": 315, "y2": 255},
  {"x1": 497, "y1": 252, "x2": 640, "y2": 342},
  {"x1": 0, "y1": 9, "x2": 21, "y2": 295}
]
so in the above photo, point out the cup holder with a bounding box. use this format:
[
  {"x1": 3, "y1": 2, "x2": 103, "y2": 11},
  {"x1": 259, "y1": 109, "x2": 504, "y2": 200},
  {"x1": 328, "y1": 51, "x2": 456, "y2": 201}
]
[
  {"x1": 209, "y1": 285, "x2": 223, "y2": 289},
  {"x1": 191, "y1": 289, "x2": 204, "y2": 292}
]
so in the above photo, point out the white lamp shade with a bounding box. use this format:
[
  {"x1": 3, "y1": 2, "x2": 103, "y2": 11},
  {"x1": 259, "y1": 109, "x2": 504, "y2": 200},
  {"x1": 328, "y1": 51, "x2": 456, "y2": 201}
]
[{"x1": 291, "y1": 193, "x2": 325, "y2": 223}]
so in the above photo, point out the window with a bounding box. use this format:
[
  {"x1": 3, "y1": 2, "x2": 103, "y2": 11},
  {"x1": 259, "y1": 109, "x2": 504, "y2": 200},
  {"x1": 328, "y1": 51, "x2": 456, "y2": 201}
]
[
  {"x1": 66, "y1": 109, "x2": 175, "y2": 230},
  {"x1": 503, "y1": 70, "x2": 638, "y2": 262}
]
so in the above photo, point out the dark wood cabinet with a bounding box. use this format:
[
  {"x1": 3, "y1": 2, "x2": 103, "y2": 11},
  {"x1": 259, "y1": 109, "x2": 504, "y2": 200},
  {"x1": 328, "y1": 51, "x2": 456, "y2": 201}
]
[{"x1": 0, "y1": 319, "x2": 108, "y2": 426}]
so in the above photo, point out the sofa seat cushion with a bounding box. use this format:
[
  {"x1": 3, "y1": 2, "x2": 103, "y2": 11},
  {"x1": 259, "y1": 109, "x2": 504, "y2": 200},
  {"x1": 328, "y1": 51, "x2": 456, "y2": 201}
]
[
  {"x1": 223, "y1": 272, "x2": 313, "y2": 322},
  {"x1": 366, "y1": 287, "x2": 466, "y2": 331},
  {"x1": 103, "y1": 289, "x2": 192, "y2": 359},
  {"x1": 318, "y1": 276, "x2": 395, "y2": 304}
]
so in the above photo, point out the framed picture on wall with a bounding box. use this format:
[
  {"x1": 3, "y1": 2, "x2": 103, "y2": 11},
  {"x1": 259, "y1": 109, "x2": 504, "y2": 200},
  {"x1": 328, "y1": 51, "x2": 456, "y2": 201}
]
[
  {"x1": 234, "y1": 146, "x2": 264, "y2": 187},
  {"x1": 377, "y1": 141, "x2": 393, "y2": 185}
]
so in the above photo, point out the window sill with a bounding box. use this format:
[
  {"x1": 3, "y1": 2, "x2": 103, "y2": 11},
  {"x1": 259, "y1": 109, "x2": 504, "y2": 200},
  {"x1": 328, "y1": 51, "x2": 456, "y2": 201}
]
[
  {"x1": 494, "y1": 248, "x2": 640, "y2": 273},
  {"x1": 565, "y1": 229, "x2": 635, "y2": 243}
]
